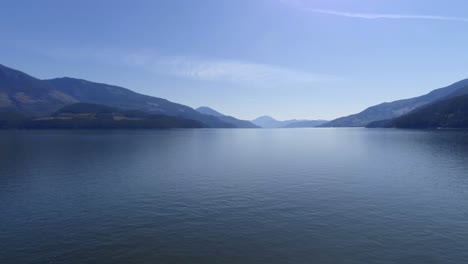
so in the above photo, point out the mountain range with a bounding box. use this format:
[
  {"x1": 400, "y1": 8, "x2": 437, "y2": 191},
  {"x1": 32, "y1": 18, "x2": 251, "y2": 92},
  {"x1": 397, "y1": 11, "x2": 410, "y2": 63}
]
[
  {"x1": 251, "y1": 115, "x2": 327, "y2": 128},
  {"x1": 196, "y1": 106, "x2": 259, "y2": 128},
  {"x1": 321, "y1": 79, "x2": 468, "y2": 127},
  {"x1": 0, "y1": 64, "x2": 77, "y2": 114},
  {"x1": 282, "y1": 120, "x2": 329, "y2": 128},
  {"x1": 367, "y1": 92, "x2": 468, "y2": 129},
  {"x1": 4, "y1": 63, "x2": 468, "y2": 130},
  {"x1": 0, "y1": 64, "x2": 244, "y2": 128},
  {"x1": 0, "y1": 103, "x2": 204, "y2": 129}
]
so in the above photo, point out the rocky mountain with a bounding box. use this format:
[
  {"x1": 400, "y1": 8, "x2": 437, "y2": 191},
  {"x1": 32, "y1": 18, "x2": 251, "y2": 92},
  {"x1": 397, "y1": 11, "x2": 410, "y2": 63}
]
[
  {"x1": 195, "y1": 106, "x2": 259, "y2": 128},
  {"x1": 322, "y1": 79, "x2": 468, "y2": 127}
]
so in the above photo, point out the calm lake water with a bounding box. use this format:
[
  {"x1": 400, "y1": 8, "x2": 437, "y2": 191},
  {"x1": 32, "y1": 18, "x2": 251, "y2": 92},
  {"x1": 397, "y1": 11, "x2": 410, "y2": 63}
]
[{"x1": 1, "y1": 128, "x2": 468, "y2": 264}]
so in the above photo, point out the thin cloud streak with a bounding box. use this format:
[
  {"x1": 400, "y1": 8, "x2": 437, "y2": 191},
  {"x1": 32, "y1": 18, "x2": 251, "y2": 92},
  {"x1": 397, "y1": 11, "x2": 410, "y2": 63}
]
[
  {"x1": 39, "y1": 47, "x2": 337, "y2": 87},
  {"x1": 124, "y1": 53, "x2": 336, "y2": 86},
  {"x1": 310, "y1": 9, "x2": 468, "y2": 22}
]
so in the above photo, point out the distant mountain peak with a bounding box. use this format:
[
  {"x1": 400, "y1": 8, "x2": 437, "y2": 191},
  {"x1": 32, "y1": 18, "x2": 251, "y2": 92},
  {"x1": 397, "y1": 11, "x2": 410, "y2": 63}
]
[
  {"x1": 251, "y1": 115, "x2": 326, "y2": 128},
  {"x1": 196, "y1": 106, "x2": 259, "y2": 128},
  {"x1": 253, "y1": 115, "x2": 278, "y2": 122},
  {"x1": 196, "y1": 106, "x2": 224, "y2": 117},
  {"x1": 252, "y1": 115, "x2": 293, "y2": 128}
]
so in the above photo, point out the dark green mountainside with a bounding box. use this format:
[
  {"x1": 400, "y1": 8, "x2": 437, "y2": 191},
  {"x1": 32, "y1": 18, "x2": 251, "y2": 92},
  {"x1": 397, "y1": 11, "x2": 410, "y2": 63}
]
[
  {"x1": 367, "y1": 92, "x2": 468, "y2": 129},
  {"x1": 0, "y1": 64, "x2": 233, "y2": 128},
  {"x1": 322, "y1": 79, "x2": 468, "y2": 127},
  {"x1": 46, "y1": 78, "x2": 233, "y2": 128},
  {"x1": 0, "y1": 103, "x2": 204, "y2": 129}
]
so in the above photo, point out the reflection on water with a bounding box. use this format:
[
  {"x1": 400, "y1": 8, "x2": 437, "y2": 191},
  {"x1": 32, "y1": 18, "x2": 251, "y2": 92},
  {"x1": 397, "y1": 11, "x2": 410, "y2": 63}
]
[{"x1": 1, "y1": 128, "x2": 468, "y2": 264}]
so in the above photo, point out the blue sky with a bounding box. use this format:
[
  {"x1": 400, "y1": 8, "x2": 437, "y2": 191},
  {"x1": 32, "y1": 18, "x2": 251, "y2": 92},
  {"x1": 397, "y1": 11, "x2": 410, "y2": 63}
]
[{"x1": 1, "y1": 0, "x2": 468, "y2": 120}]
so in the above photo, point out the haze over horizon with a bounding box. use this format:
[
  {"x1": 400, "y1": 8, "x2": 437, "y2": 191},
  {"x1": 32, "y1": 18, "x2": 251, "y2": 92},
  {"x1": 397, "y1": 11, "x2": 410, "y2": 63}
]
[{"x1": 1, "y1": 0, "x2": 468, "y2": 120}]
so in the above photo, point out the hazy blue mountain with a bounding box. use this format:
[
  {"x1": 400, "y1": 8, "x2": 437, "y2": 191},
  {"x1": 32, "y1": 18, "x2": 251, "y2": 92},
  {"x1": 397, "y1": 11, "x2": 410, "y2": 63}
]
[
  {"x1": 252, "y1": 116, "x2": 325, "y2": 128},
  {"x1": 47, "y1": 78, "x2": 233, "y2": 128},
  {"x1": 322, "y1": 79, "x2": 468, "y2": 127},
  {"x1": 367, "y1": 91, "x2": 468, "y2": 129},
  {"x1": 0, "y1": 64, "x2": 234, "y2": 128},
  {"x1": 0, "y1": 64, "x2": 77, "y2": 114},
  {"x1": 196, "y1": 106, "x2": 224, "y2": 117},
  {"x1": 252, "y1": 116, "x2": 296, "y2": 128},
  {"x1": 196, "y1": 106, "x2": 259, "y2": 128},
  {"x1": 282, "y1": 120, "x2": 328, "y2": 128}
]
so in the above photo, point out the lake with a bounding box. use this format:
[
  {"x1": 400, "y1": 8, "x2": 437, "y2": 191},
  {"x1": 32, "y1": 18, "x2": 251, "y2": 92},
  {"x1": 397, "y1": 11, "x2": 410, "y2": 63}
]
[{"x1": 1, "y1": 128, "x2": 468, "y2": 264}]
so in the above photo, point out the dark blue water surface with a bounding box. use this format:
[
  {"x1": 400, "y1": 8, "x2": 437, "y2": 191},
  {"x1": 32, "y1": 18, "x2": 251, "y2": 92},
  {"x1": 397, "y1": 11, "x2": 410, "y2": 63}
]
[{"x1": 1, "y1": 128, "x2": 468, "y2": 264}]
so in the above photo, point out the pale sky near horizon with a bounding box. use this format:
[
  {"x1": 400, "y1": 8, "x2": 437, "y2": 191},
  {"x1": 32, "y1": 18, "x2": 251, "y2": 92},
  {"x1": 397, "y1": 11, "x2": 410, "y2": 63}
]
[{"x1": 1, "y1": 0, "x2": 468, "y2": 120}]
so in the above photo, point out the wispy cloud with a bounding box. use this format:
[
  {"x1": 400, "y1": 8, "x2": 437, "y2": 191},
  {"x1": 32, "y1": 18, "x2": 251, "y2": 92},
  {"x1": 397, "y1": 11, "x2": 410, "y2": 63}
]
[
  {"x1": 279, "y1": 1, "x2": 468, "y2": 23},
  {"x1": 39, "y1": 47, "x2": 336, "y2": 86},
  {"x1": 310, "y1": 9, "x2": 468, "y2": 22},
  {"x1": 124, "y1": 53, "x2": 335, "y2": 85}
]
